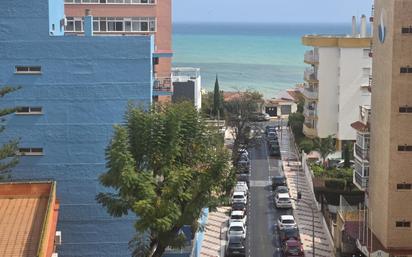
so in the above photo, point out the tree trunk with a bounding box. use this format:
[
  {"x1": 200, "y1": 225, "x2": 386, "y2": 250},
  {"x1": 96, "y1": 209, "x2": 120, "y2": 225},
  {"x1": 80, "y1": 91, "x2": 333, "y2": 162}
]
[{"x1": 151, "y1": 244, "x2": 167, "y2": 257}]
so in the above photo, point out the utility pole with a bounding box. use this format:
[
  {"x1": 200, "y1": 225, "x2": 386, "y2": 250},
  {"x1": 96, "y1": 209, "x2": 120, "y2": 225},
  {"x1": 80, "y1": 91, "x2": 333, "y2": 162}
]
[{"x1": 296, "y1": 193, "x2": 315, "y2": 257}]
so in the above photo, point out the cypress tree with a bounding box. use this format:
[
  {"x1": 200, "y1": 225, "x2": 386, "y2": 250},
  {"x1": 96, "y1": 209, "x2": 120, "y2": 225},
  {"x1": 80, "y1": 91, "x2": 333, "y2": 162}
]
[{"x1": 213, "y1": 74, "x2": 220, "y2": 118}]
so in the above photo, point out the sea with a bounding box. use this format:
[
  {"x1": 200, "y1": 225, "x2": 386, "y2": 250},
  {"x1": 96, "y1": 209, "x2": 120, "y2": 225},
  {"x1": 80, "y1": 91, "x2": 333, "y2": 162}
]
[{"x1": 172, "y1": 22, "x2": 353, "y2": 99}]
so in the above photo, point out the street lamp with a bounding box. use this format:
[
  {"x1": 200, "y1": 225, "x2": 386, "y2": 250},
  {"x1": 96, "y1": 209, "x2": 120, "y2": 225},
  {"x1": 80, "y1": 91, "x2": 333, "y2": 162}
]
[{"x1": 296, "y1": 192, "x2": 315, "y2": 257}]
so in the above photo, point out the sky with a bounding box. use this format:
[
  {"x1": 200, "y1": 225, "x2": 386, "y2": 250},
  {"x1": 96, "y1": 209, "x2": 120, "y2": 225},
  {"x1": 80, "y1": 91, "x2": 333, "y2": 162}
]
[{"x1": 173, "y1": 0, "x2": 373, "y2": 24}]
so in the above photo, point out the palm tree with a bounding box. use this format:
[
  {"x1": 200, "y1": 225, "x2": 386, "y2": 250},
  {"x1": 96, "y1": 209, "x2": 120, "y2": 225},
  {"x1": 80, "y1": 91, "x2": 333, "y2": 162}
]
[{"x1": 313, "y1": 135, "x2": 336, "y2": 167}]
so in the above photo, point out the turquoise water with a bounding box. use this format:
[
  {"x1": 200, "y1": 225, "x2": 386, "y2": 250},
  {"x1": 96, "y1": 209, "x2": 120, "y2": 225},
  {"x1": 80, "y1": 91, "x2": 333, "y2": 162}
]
[{"x1": 173, "y1": 23, "x2": 351, "y2": 98}]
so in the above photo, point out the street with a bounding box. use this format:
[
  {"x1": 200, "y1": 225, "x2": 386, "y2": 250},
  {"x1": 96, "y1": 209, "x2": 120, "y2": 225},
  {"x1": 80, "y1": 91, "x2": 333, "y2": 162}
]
[{"x1": 246, "y1": 120, "x2": 292, "y2": 257}]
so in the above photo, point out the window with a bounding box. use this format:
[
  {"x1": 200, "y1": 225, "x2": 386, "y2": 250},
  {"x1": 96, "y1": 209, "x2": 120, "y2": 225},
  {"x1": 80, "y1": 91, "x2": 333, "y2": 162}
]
[
  {"x1": 18, "y1": 148, "x2": 44, "y2": 156},
  {"x1": 400, "y1": 66, "x2": 412, "y2": 73},
  {"x1": 398, "y1": 145, "x2": 412, "y2": 151},
  {"x1": 396, "y1": 221, "x2": 411, "y2": 228},
  {"x1": 66, "y1": 17, "x2": 156, "y2": 33},
  {"x1": 64, "y1": 0, "x2": 156, "y2": 4},
  {"x1": 16, "y1": 106, "x2": 43, "y2": 115},
  {"x1": 362, "y1": 67, "x2": 371, "y2": 77},
  {"x1": 363, "y1": 49, "x2": 371, "y2": 58},
  {"x1": 401, "y1": 27, "x2": 412, "y2": 34},
  {"x1": 399, "y1": 106, "x2": 412, "y2": 113},
  {"x1": 15, "y1": 66, "x2": 41, "y2": 74},
  {"x1": 397, "y1": 183, "x2": 412, "y2": 190}
]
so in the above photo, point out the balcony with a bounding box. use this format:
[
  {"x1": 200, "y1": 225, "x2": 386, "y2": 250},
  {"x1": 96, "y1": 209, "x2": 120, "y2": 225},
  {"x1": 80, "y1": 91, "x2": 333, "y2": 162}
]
[
  {"x1": 303, "y1": 122, "x2": 317, "y2": 138},
  {"x1": 304, "y1": 50, "x2": 319, "y2": 64},
  {"x1": 353, "y1": 165, "x2": 368, "y2": 191},
  {"x1": 303, "y1": 107, "x2": 317, "y2": 119},
  {"x1": 304, "y1": 68, "x2": 318, "y2": 82},
  {"x1": 354, "y1": 143, "x2": 369, "y2": 161},
  {"x1": 302, "y1": 85, "x2": 318, "y2": 100},
  {"x1": 153, "y1": 76, "x2": 172, "y2": 95},
  {"x1": 360, "y1": 105, "x2": 371, "y2": 125}
]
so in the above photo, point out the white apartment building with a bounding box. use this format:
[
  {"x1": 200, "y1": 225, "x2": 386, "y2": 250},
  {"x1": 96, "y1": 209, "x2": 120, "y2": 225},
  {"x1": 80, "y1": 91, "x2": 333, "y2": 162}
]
[
  {"x1": 301, "y1": 16, "x2": 372, "y2": 148},
  {"x1": 171, "y1": 67, "x2": 202, "y2": 110}
]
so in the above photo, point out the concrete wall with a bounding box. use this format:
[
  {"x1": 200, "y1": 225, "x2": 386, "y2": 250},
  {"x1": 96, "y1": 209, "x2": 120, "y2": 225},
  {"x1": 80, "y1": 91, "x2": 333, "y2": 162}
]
[
  {"x1": 369, "y1": 0, "x2": 412, "y2": 249},
  {"x1": 0, "y1": 0, "x2": 153, "y2": 256},
  {"x1": 317, "y1": 47, "x2": 339, "y2": 138},
  {"x1": 338, "y1": 48, "x2": 371, "y2": 140}
]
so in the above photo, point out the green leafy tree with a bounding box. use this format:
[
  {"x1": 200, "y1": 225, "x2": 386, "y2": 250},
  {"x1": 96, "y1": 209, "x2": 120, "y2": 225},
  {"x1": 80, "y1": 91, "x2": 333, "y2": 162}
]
[
  {"x1": 288, "y1": 112, "x2": 305, "y2": 143},
  {"x1": 224, "y1": 91, "x2": 264, "y2": 165},
  {"x1": 313, "y1": 135, "x2": 336, "y2": 167},
  {"x1": 342, "y1": 141, "x2": 352, "y2": 168},
  {"x1": 299, "y1": 138, "x2": 314, "y2": 154},
  {"x1": 0, "y1": 86, "x2": 20, "y2": 179},
  {"x1": 96, "y1": 102, "x2": 232, "y2": 257}
]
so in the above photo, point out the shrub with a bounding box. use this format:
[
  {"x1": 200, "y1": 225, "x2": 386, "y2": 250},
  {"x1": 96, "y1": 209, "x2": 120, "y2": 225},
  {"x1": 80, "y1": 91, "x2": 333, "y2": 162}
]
[
  {"x1": 311, "y1": 164, "x2": 325, "y2": 178},
  {"x1": 299, "y1": 138, "x2": 314, "y2": 154},
  {"x1": 325, "y1": 178, "x2": 346, "y2": 190}
]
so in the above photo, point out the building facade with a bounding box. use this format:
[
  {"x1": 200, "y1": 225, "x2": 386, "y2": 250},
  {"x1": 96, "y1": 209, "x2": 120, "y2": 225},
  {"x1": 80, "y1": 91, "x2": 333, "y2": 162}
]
[
  {"x1": 362, "y1": 0, "x2": 412, "y2": 255},
  {"x1": 301, "y1": 17, "x2": 372, "y2": 148},
  {"x1": 64, "y1": 0, "x2": 173, "y2": 101},
  {"x1": 351, "y1": 105, "x2": 371, "y2": 191},
  {"x1": 171, "y1": 67, "x2": 202, "y2": 110},
  {"x1": 0, "y1": 0, "x2": 153, "y2": 256}
]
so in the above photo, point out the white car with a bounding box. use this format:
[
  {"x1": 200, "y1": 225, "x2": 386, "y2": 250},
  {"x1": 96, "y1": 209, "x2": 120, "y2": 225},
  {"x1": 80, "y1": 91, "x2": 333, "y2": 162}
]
[
  {"x1": 275, "y1": 193, "x2": 293, "y2": 209},
  {"x1": 277, "y1": 215, "x2": 297, "y2": 230},
  {"x1": 229, "y1": 210, "x2": 247, "y2": 225},
  {"x1": 235, "y1": 183, "x2": 248, "y2": 194},
  {"x1": 232, "y1": 191, "x2": 247, "y2": 204},
  {"x1": 228, "y1": 221, "x2": 247, "y2": 239}
]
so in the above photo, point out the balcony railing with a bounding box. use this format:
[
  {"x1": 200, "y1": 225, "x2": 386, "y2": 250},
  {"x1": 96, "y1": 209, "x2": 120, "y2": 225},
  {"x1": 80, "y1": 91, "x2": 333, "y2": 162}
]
[
  {"x1": 302, "y1": 85, "x2": 318, "y2": 99},
  {"x1": 153, "y1": 76, "x2": 172, "y2": 92},
  {"x1": 359, "y1": 105, "x2": 371, "y2": 125},
  {"x1": 304, "y1": 68, "x2": 318, "y2": 82},
  {"x1": 303, "y1": 122, "x2": 317, "y2": 138},
  {"x1": 303, "y1": 107, "x2": 317, "y2": 118},
  {"x1": 355, "y1": 144, "x2": 369, "y2": 161},
  {"x1": 353, "y1": 170, "x2": 368, "y2": 191},
  {"x1": 304, "y1": 50, "x2": 319, "y2": 64}
]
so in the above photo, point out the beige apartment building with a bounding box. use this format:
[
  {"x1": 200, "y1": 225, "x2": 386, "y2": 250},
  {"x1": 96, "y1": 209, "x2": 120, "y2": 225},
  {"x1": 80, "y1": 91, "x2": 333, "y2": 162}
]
[{"x1": 361, "y1": 0, "x2": 412, "y2": 255}]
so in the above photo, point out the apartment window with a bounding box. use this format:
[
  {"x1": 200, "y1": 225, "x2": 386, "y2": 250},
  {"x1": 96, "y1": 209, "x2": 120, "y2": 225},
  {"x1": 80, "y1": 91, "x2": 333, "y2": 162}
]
[
  {"x1": 66, "y1": 17, "x2": 156, "y2": 33},
  {"x1": 64, "y1": 0, "x2": 156, "y2": 4},
  {"x1": 363, "y1": 49, "x2": 371, "y2": 58},
  {"x1": 398, "y1": 145, "x2": 412, "y2": 151},
  {"x1": 15, "y1": 66, "x2": 41, "y2": 74},
  {"x1": 399, "y1": 106, "x2": 412, "y2": 113},
  {"x1": 16, "y1": 106, "x2": 43, "y2": 115},
  {"x1": 362, "y1": 68, "x2": 371, "y2": 77},
  {"x1": 400, "y1": 66, "x2": 412, "y2": 73},
  {"x1": 397, "y1": 183, "x2": 412, "y2": 190},
  {"x1": 18, "y1": 148, "x2": 44, "y2": 156},
  {"x1": 396, "y1": 221, "x2": 411, "y2": 228},
  {"x1": 401, "y1": 27, "x2": 412, "y2": 34}
]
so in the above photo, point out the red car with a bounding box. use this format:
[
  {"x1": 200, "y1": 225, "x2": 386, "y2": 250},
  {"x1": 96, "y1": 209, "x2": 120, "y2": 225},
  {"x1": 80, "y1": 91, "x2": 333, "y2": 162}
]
[{"x1": 282, "y1": 238, "x2": 304, "y2": 257}]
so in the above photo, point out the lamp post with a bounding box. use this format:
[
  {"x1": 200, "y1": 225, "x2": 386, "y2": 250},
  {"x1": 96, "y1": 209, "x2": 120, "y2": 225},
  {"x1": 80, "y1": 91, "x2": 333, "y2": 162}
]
[{"x1": 296, "y1": 192, "x2": 315, "y2": 257}]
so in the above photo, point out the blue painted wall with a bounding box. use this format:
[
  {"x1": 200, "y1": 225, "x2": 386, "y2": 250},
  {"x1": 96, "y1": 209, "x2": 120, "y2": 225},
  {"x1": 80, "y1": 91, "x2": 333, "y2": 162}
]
[{"x1": 0, "y1": 0, "x2": 153, "y2": 256}]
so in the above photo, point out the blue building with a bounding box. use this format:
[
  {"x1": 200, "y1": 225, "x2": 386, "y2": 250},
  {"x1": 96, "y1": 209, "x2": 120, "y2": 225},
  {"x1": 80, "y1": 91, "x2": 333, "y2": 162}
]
[{"x1": 0, "y1": 0, "x2": 154, "y2": 256}]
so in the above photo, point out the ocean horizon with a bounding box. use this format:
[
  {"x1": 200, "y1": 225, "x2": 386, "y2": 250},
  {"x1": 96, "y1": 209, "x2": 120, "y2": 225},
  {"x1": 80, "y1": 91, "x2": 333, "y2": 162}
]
[{"x1": 172, "y1": 22, "x2": 355, "y2": 99}]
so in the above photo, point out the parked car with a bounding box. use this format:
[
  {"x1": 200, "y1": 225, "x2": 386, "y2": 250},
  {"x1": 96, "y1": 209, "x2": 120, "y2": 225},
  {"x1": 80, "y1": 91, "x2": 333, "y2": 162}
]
[
  {"x1": 236, "y1": 173, "x2": 250, "y2": 186},
  {"x1": 235, "y1": 185, "x2": 248, "y2": 195},
  {"x1": 265, "y1": 125, "x2": 276, "y2": 135},
  {"x1": 232, "y1": 202, "x2": 247, "y2": 212},
  {"x1": 269, "y1": 144, "x2": 281, "y2": 157},
  {"x1": 236, "y1": 181, "x2": 249, "y2": 193},
  {"x1": 277, "y1": 215, "x2": 297, "y2": 230},
  {"x1": 232, "y1": 191, "x2": 247, "y2": 204},
  {"x1": 228, "y1": 221, "x2": 247, "y2": 239},
  {"x1": 267, "y1": 131, "x2": 277, "y2": 139},
  {"x1": 272, "y1": 175, "x2": 287, "y2": 189},
  {"x1": 238, "y1": 148, "x2": 249, "y2": 157},
  {"x1": 226, "y1": 235, "x2": 246, "y2": 256},
  {"x1": 250, "y1": 112, "x2": 270, "y2": 122},
  {"x1": 282, "y1": 238, "x2": 304, "y2": 257},
  {"x1": 275, "y1": 186, "x2": 289, "y2": 194},
  {"x1": 279, "y1": 228, "x2": 300, "y2": 243},
  {"x1": 229, "y1": 210, "x2": 247, "y2": 225},
  {"x1": 237, "y1": 161, "x2": 250, "y2": 174},
  {"x1": 275, "y1": 192, "x2": 293, "y2": 209}
]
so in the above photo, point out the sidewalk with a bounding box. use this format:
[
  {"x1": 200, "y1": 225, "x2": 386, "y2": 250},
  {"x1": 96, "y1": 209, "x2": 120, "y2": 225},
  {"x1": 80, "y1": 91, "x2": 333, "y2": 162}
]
[
  {"x1": 278, "y1": 127, "x2": 334, "y2": 257},
  {"x1": 199, "y1": 207, "x2": 230, "y2": 257}
]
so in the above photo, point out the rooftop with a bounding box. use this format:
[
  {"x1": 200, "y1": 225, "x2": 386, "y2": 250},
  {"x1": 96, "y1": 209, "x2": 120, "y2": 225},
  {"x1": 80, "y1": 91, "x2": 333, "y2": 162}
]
[
  {"x1": 0, "y1": 181, "x2": 59, "y2": 257},
  {"x1": 302, "y1": 34, "x2": 371, "y2": 48}
]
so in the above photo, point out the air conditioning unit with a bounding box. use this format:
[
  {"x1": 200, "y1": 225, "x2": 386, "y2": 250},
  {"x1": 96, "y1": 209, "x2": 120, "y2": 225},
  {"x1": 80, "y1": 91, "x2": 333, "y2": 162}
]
[
  {"x1": 52, "y1": 253, "x2": 58, "y2": 257},
  {"x1": 55, "y1": 231, "x2": 62, "y2": 245}
]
